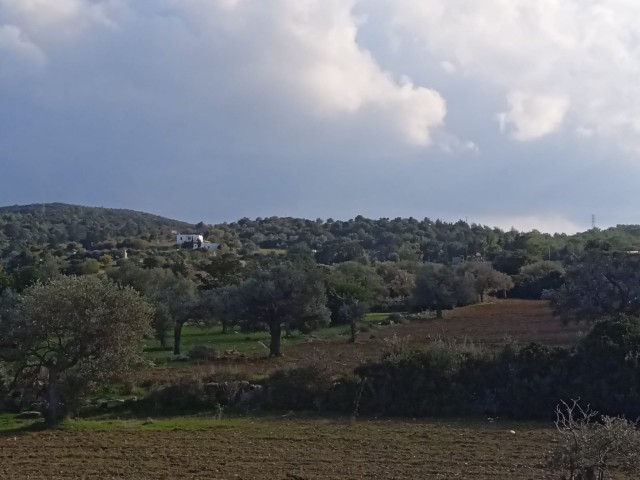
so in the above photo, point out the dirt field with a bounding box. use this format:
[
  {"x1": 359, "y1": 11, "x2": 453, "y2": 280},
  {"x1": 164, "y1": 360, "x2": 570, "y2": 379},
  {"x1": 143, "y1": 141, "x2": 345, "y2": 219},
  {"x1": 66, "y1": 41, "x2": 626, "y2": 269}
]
[
  {"x1": 0, "y1": 417, "x2": 561, "y2": 479},
  {"x1": 145, "y1": 299, "x2": 587, "y2": 382}
]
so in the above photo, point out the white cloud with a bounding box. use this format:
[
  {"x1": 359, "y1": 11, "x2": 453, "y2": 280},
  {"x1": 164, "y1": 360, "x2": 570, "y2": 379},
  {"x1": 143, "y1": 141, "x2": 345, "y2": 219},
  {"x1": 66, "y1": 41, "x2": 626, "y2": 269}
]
[
  {"x1": 498, "y1": 91, "x2": 570, "y2": 141},
  {"x1": 390, "y1": 0, "x2": 640, "y2": 149}
]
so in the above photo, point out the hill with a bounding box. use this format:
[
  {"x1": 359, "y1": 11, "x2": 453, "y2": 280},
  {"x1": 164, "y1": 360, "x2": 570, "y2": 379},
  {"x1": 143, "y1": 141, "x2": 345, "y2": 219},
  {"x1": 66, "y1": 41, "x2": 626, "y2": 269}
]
[
  {"x1": 4, "y1": 202, "x2": 640, "y2": 269},
  {"x1": 0, "y1": 203, "x2": 192, "y2": 251}
]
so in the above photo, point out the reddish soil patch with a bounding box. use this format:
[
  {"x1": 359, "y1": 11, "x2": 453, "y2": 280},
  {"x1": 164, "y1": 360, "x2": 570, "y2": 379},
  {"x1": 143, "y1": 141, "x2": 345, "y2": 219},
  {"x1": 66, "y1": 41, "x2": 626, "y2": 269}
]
[
  {"x1": 397, "y1": 299, "x2": 587, "y2": 348},
  {"x1": 284, "y1": 299, "x2": 586, "y2": 373}
]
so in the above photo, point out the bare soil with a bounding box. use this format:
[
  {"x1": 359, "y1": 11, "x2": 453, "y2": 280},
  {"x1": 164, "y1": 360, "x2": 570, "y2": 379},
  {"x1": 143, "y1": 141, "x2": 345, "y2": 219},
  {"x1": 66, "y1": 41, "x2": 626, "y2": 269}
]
[{"x1": 0, "y1": 417, "x2": 563, "y2": 479}]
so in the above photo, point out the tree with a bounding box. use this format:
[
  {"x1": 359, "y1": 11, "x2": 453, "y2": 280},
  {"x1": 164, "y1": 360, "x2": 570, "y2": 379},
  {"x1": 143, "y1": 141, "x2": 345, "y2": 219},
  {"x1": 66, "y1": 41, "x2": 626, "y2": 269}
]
[
  {"x1": 79, "y1": 258, "x2": 101, "y2": 275},
  {"x1": 325, "y1": 271, "x2": 371, "y2": 343},
  {"x1": 0, "y1": 276, "x2": 153, "y2": 425},
  {"x1": 232, "y1": 264, "x2": 330, "y2": 356},
  {"x1": 107, "y1": 264, "x2": 200, "y2": 354},
  {"x1": 205, "y1": 286, "x2": 240, "y2": 334},
  {"x1": 196, "y1": 253, "x2": 245, "y2": 290},
  {"x1": 338, "y1": 299, "x2": 368, "y2": 343},
  {"x1": 552, "y1": 252, "x2": 640, "y2": 322},
  {"x1": 459, "y1": 261, "x2": 513, "y2": 302},
  {"x1": 511, "y1": 260, "x2": 565, "y2": 299},
  {"x1": 376, "y1": 262, "x2": 416, "y2": 301},
  {"x1": 410, "y1": 264, "x2": 476, "y2": 318},
  {"x1": 0, "y1": 266, "x2": 13, "y2": 294}
]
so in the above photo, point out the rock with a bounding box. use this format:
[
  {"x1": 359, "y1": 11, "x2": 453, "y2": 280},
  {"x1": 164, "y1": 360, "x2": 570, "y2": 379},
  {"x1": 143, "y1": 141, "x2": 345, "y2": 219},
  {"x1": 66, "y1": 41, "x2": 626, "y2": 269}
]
[
  {"x1": 168, "y1": 354, "x2": 190, "y2": 362},
  {"x1": 107, "y1": 399, "x2": 126, "y2": 408},
  {"x1": 15, "y1": 411, "x2": 42, "y2": 420}
]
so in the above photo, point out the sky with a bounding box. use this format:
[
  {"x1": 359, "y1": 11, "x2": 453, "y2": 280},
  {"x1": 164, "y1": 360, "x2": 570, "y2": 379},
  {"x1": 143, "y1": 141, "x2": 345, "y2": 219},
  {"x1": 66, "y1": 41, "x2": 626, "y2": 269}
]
[{"x1": 1, "y1": 0, "x2": 639, "y2": 234}]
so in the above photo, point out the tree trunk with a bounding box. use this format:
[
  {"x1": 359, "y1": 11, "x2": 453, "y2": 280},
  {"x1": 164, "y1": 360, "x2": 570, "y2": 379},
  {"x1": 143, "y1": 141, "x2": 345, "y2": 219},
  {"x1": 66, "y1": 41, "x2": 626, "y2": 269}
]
[
  {"x1": 173, "y1": 321, "x2": 184, "y2": 355},
  {"x1": 45, "y1": 368, "x2": 63, "y2": 426},
  {"x1": 269, "y1": 322, "x2": 282, "y2": 357},
  {"x1": 285, "y1": 321, "x2": 292, "y2": 338},
  {"x1": 222, "y1": 320, "x2": 228, "y2": 334},
  {"x1": 349, "y1": 320, "x2": 357, "y2": 343},
  {"x1": 480, "y1": 291, "x2": 485, "y2": 303},
  {"x1": 436, "y1": 308, "x2": 443, "y2": 319},
  {"x1": 158, "y1": 331, "x2": 167, "y2": 349}
]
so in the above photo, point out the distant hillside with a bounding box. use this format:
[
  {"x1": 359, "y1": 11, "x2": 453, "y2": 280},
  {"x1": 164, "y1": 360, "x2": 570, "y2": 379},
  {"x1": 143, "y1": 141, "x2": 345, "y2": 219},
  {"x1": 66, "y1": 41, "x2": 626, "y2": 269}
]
[
  {"x1": 216, "y1": 216, "x2": 640, "y2": 266},
  {"x1": 4, "y1": 202, "x2": 640, "y2": 270},
  {"x1": 0, "y1": 203, "x2": 192, "y2": 250}
]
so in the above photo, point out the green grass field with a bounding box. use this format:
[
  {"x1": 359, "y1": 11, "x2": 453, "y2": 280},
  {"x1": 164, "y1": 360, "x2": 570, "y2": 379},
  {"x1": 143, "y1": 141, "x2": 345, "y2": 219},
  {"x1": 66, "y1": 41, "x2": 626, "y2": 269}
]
[{"x1": 144, "y1": 312, "x2": 399, "y2": 364}]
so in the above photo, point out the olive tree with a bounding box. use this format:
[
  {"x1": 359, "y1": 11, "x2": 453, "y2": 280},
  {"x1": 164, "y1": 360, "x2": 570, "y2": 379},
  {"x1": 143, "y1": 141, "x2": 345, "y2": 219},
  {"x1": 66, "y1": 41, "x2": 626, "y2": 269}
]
[
  {"x1": 0, "y1": 276, "x2": 153, "y2": 425},
  {"x1": 231, "y1": 264, "x2": 330, "y2": 357},
  {"x1": 552, "y1": 252, "x2": 640, "y2": 322},
  {"x1": 108, "y1": 264, "x2": 200, "y2": 355},
  {"x1": 459, "y1": 261, "x2": 513, "y2": 302},
  {"x1": 410, "y1": 264, "x2": 476, "y2": 318}
]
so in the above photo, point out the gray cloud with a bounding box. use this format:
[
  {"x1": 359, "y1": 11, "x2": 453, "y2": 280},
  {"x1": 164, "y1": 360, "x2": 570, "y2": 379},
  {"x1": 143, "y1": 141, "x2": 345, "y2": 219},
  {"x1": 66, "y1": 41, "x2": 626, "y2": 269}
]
[{"x1": 0, "y1": 0, "x2": 639, "y2": 233}]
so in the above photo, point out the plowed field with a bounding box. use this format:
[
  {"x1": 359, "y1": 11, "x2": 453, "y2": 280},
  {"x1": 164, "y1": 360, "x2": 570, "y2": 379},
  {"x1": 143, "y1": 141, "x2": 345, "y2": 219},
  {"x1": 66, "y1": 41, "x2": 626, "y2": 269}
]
[{"x1": 0, "y1": 417, "x2": 561, "y2": 479}]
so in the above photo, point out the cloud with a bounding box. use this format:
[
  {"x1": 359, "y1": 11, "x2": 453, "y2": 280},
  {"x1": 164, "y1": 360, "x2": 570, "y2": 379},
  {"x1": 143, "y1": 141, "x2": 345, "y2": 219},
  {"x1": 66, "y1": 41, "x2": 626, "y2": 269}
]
[
  {"x1": 0, "y1": 0, "x2": 446, "y2": 149},
  {"x1": 0, "y1": 0, "x2": 115, "y2": 40},
  {"x1": 2, "y1": 0, "x2": 640, "y2": 231},
  {"x1": 498, "y1": 91, "x2": 570, "y2": 141},
  {"x1": 390, "y1": 0, "x2": 640, "y2": 149},
  {"x1": 0, "y1": 24, "x2": 46, "y2": 70}
]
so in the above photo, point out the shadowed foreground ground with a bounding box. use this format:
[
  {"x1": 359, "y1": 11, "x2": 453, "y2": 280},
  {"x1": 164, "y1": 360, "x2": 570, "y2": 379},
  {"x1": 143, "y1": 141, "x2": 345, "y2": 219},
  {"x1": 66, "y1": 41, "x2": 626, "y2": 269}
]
[{"x1": 0, "y1": 416, "x2": 563, "y2": 479}]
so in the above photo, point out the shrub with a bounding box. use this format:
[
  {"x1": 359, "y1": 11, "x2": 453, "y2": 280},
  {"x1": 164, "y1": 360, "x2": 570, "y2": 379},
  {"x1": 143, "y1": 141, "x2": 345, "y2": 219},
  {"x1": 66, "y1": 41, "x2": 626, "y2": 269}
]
[
  {"x1": 568, "y1": 317, "x2": 640, "y2": 418},
  {"x1": 264, "y1": 363, "x2": 334, "y2": 411},
  {"x1": 187, "y1": 345, "x2": 219, "y2": 362},
  {"x1": 139, "y1": 379, "x2": 218, "y2": 413},
  {"x1": 546, "y1": 400, "x2": 640, "y2": 480}
]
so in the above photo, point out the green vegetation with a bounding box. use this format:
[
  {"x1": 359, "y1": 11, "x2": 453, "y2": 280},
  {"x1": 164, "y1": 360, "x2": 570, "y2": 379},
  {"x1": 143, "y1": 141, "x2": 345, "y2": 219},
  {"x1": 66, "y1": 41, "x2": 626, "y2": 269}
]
[
  {"x1": 0, "y1": 276, "x2": 153, "y2": 424},
  {"x1": 4, "y1": 202, "x2": 640, "y2": 480},
  {"x1": 144, "y1": 312, "x2": 393, "y2": 364}
]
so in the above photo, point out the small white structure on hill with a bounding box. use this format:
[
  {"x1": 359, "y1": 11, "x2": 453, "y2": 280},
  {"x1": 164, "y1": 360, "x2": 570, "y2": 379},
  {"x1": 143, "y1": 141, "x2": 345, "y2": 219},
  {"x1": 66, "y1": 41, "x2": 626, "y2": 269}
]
[
  {"x1": 177, "y1": 234, "x2": 204, "y2": 245},
  {"x1": 176, "y1": 234, "x2": 220, "y2": 252}
]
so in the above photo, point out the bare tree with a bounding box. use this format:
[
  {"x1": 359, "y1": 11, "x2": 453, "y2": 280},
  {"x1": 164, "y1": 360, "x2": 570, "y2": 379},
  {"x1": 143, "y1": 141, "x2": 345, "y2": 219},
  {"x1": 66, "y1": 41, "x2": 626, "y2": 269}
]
[{"x1": 546, "y1": 399, "x2": 640, "y2": 480}]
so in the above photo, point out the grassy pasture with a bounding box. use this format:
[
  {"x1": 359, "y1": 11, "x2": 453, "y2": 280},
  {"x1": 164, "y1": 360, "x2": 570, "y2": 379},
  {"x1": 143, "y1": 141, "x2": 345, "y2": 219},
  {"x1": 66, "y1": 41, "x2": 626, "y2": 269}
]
[{"x1": 144, "y1": 312, "x2": 398, "y2": 365}]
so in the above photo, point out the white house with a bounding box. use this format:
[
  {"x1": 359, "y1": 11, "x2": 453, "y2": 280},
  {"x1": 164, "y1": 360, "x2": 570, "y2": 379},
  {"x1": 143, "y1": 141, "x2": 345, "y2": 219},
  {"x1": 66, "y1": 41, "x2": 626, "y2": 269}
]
[
  {"x1": 176, "y1": 234, "x2": 220, "y2": 252},
  {"x1": 176, "y1": 234, "x2": 204, "y2": 245}
]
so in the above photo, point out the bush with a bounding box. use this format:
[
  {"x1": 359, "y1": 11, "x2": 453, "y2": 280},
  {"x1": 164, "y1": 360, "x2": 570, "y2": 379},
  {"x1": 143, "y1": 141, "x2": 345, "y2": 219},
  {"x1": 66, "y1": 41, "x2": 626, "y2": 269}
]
[
  {"x1": 567, "y1": 316, "x2": 640, "y2": 418},
  {"x1": 546, "y1": 400, "x2": 640, "y2": 480},
  {"x1": 381, "y1": 313, "x2": 409, "y2": 325},
  {"x1": 264, "y1": 363, "x2": 334, "y2": 411},
  {"x1": 187, "y1": 345, "x2": 219, "y2": 362},
  {"x1": 139, "y1": 379, "x2": 218, "y2": 413},
  {"x1": 356, "y1": 339, "x2": 482, "y2": 417}
]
